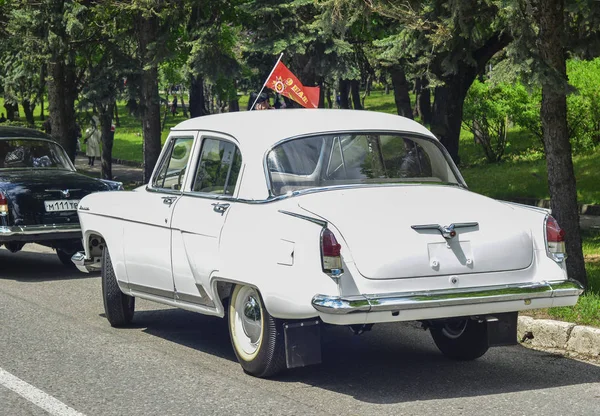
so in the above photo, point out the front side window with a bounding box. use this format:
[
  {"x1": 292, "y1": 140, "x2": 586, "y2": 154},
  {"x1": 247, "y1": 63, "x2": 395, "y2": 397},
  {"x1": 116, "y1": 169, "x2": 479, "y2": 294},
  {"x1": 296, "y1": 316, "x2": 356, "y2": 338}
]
[
  {"x1": 267, "y1": 133, "x2": 460, "y2": 196},
  {"x1": 0, "y1": 139, "x2": 72, "y2": 170},
  {"x1": 192, "y1": 138, "x2": 242, "y2": 196},
  {"x1": 152, "y1": 137, "x2": 194, "y2": 190}
]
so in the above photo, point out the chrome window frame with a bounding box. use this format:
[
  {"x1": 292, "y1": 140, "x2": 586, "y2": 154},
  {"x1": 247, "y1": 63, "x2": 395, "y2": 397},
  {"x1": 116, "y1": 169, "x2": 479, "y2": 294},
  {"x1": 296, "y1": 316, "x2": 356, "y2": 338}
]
[
  {"x1": 147, "y1": 134, "x2": 196, "y2": 195},
  {"x1": 263, "y1": 130, "x2": 467, "y2": 198},
  {"x1": 183, "y1": 134, "x2": 243, "y2": 201}
]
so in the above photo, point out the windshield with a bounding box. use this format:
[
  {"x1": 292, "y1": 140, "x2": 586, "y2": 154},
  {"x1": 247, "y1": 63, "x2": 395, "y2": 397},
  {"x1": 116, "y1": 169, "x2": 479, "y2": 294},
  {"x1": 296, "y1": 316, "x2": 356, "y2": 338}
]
[
  {"x1": 0, "y1": 139, "x2": 73, "y2": 170},
  {"x1": 267, "y1": 133, "x2": 461, "y2": 196}
]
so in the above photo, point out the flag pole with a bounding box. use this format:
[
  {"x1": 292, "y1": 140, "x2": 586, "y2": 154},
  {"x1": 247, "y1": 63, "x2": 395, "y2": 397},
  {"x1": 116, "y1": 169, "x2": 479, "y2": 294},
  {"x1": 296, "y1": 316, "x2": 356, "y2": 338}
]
[{"x1": 250, "y1": 53, "x2": 284, "y2": 111}]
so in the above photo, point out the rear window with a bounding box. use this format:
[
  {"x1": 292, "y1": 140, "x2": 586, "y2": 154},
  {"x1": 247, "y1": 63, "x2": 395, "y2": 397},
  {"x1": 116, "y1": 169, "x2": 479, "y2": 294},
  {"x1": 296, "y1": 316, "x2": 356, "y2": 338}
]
[
  {"x1": 0, "y1": 139, "x2": 72, "y2": 170},
  {"x1": 267, "y1": 133, "x2": 460, "y2": 196}
]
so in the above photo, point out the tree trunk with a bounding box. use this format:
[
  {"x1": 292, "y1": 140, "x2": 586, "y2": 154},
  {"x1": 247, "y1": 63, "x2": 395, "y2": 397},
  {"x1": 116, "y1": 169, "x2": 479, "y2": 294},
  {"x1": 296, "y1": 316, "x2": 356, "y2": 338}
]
[
  {"x1": 416, "y1": 77, "x2": 432, "y2": 125},
  {"x1": 100, "y1": 101, "x2": 115, "y2": 181},
  {"x1": 430, "y1": 76, "x2": 472, "y2": 164},
  {"x1": 538, "y1": 0, "x2": 587, "y2": 287},
  {"x1": 37, "y1": 63, "x2": 46, "y2": 121},
  {"x1": 189, "y1": 74, "x2": 209, "y2": 117},
  {"x1": 391, "y1": 66, "x2": 413, "y2": 119},
  {"x1": 138, "y1": 13, "x2": 162, "y2": 183},
  {"x1": 338, "y1": 79, "x2": 350, "y2": 109},
  {"x1": 350, "y1": 80, "x2": 363, "y2": 110},
  {"x1": 114, "y1": 102, "x2": 120, "y2": 127},
  {"x1": 180, "y1": 94, "x2": 189, "y2": 117},
  {"x1": 430, "y1": 32, "x2": 511, "y2": 164},
  {"x1": 22, "y1": 100, "x2": 35, "y2": 126},
  {"x1": 47, "y1": 59, "x2": 78, "y2": 161}
]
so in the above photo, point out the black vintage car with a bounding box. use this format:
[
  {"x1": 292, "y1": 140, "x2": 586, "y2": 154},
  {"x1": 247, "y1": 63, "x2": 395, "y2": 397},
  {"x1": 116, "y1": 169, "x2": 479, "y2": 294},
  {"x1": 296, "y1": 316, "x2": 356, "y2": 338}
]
[{"x1": 0, "y1": 126, "x2": 121, "y2": 266}]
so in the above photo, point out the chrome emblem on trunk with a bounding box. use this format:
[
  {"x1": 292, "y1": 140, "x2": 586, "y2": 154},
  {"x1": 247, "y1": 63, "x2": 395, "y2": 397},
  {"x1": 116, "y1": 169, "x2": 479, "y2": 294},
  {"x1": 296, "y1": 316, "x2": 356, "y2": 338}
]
[
  {"x1": 411, "y1": 222, "x2": 479, "y2": 240},
  {"x1": 61, "y1": 189, "x2": 71, "y2": 198}
]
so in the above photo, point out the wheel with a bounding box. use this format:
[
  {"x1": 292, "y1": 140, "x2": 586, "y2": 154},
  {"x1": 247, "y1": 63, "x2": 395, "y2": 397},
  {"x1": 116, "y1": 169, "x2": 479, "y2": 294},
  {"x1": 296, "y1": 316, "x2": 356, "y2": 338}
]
[
  {"x1": 56, "y1": 249, "x2": 77, "y2": 268},
  {"x1": 228, "y1": 284, "x2": 286, "y2": 378},
  {"x1": 102, "y1": 248, "x2": 134, "y2": 327},
  {"x1": 430, "y1": 318, "x2": 489, "y2": 360}
]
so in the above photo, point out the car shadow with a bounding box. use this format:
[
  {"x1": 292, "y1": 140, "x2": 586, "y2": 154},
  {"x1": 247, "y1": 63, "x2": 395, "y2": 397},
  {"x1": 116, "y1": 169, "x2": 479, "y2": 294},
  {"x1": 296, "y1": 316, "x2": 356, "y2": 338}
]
[
  {"x1": 0, "y1": 247, "x2": 97, "y2": 281},
  {"x1": 125, "y1": 308, "x2": 600, "y2": 405},
  {"x1": 126, "y1": 308, "x2": 238, "y2": 363}
]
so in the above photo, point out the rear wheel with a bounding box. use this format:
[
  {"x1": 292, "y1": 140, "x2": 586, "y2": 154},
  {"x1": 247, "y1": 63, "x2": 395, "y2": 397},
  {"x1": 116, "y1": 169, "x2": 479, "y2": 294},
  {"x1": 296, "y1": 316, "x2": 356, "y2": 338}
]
[
  {"x1": 228, "y1": 284, "x2": 286, "y2": 378},
  {"x1": 102, "y1": 248, "x2": 134, "y2": 327},
  {"x1": 430, "y1": 318, "x2": 489, "y2": 360}
]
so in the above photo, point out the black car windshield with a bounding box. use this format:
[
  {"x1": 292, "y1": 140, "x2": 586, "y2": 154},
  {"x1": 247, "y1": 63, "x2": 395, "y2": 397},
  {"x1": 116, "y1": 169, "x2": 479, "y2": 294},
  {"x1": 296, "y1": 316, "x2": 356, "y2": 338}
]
[
  {"x1": 0, "y1": 139, "x2": 73, "y2": 170},
  {"x1": 267, "y1": 133, "x2": 461, "y2": 196}
]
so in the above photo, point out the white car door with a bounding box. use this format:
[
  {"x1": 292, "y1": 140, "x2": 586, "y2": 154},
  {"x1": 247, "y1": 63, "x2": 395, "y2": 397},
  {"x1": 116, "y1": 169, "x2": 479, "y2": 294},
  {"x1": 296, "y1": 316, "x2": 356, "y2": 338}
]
[
  {"x1": 170, "y1": 135, "x2": 243, "y2": 308},
  {"x1": 122, "y1": 136, "x2": 195, "y2": 298}
]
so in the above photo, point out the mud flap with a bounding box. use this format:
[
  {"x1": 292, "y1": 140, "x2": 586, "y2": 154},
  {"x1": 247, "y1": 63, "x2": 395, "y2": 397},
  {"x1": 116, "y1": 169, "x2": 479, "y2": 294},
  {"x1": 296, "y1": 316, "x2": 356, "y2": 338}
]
[
  {"x1": 487, "y1": 312, "x2": 518, "y2": 347},
  {"x1": 283, "y1": 320, "x2": 322, "y2": 369}
]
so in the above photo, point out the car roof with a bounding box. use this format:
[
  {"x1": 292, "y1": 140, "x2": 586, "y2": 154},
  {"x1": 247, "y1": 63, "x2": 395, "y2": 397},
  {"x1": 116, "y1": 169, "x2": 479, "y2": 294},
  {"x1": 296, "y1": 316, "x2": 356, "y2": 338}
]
[
  {"x1": 171, "y1": 109, "x2": 437, "y2": 150},
  {"x1": 0, "y1": 126, "x2": 51, "y2": 140}
]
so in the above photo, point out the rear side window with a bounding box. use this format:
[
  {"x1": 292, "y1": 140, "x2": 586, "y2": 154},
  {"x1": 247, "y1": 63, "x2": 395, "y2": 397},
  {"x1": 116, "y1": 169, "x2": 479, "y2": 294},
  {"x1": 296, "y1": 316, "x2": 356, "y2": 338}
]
[
  {"x1": 152, "y1": 137, "x2": 194, "y2": 190},
  {"x1": 192, "y1": 138, "x2": 242, "y2": 196}
]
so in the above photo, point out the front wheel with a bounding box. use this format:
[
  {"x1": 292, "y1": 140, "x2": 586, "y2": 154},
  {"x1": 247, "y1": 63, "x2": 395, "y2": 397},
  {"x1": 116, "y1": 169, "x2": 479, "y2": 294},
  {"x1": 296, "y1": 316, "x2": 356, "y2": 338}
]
[
  {"x1": 102, "y1": 248, "x2": 134, "y2": 327},
  {"x1": 228, "y1": 285, "x2": 286, "y2": 378},
  {"x1": 430, "y1": 318, "x2": 489, "y2": 360}
]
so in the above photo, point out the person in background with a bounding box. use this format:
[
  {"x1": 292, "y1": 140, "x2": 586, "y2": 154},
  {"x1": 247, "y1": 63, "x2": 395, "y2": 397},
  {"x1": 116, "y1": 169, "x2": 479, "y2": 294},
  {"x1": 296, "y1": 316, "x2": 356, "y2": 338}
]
[
  {"x1": 0, "y1": 113, "x2": 6, "y2": 123},
  {"x1": 171, "y1": 94, "x2": 178, "y2": 116},
  {"x1": 84, "y1": 116, "x2": 101, "y2": 166},
  {"x1": 248, "y1": 92, "x2": 272, "y2": 110}
]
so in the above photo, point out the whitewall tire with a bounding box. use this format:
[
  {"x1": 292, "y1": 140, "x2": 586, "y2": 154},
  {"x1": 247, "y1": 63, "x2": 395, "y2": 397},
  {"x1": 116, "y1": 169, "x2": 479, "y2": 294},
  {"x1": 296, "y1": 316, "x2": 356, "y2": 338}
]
[{"x1": 228, "y1": 284, "x2": 285, "y2": 377}]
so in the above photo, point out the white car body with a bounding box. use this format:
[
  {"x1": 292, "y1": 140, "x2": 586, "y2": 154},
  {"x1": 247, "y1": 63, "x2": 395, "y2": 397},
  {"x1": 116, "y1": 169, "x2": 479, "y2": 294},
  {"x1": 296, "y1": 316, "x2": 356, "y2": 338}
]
[{"x1": 74, "y1": 109, "x2": 582, "y2": 374}]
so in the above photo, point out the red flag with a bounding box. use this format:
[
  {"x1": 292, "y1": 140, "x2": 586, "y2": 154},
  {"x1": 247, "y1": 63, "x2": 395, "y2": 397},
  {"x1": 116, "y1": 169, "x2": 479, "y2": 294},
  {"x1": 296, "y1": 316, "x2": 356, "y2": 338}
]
[{"x1": 265, "y1": 61, "x2": 320, "y2": 109}]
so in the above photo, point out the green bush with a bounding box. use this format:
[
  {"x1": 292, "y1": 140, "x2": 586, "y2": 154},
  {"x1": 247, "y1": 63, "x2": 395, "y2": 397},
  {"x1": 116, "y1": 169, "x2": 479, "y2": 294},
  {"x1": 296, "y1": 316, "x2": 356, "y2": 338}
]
[
  {"x1": 567, "y1": 58, "x2": 600, "y2": 151},
  {"x1": 462, "y1": 80, "x2": 519, "y2": 162}
]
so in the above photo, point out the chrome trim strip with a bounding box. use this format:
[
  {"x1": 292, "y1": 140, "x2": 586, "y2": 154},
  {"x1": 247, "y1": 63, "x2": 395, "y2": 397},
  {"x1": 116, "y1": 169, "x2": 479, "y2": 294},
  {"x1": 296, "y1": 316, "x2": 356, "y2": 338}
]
[
  {"x1": 125, "y1": 282, "x2": 175, "y2": 299},
  {"x1": 175, "y1": 284, "x2": 215, "y2": 308},
  {"x1": 0, "y1": 224, "x2": 81, "y2": 236},
  {"x1": 311, "y1": 280, "x2": 584, "y2": 315},
  {"x1": 278, "y1": 210, "x2": 327, "y2": 227}
]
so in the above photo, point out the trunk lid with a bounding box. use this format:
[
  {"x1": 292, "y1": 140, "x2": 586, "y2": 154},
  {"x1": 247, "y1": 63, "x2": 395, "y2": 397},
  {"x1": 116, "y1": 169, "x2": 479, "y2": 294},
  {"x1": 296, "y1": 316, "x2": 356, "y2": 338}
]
[
  {"x1": 1, "y1": 169, "x2": 108, "y2": 226},
  {"x1": 297, "y1": 185, "x2": 534, "y2": 280}
]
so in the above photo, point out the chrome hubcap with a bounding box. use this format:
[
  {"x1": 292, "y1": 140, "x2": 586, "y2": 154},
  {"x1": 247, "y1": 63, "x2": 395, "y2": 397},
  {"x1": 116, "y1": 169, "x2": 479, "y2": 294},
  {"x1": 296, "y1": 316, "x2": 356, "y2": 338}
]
[{"x1": 241, "y1": 295, "x2": 262, "y2": 343}]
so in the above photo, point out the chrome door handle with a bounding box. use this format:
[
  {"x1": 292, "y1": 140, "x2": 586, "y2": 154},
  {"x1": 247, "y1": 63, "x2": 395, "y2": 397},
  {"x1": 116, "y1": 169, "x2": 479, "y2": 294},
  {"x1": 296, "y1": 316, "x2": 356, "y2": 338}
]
[
  {"x1": 212, "y1": 203, "x2": 230, "y2": 214},
  {"x1": 162, "y1": 196, "x2": 176, "y2": 206}
]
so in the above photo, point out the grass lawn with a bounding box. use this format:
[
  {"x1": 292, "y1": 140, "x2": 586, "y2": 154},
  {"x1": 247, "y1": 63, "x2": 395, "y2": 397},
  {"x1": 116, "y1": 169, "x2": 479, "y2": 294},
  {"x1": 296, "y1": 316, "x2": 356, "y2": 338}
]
[{"x1": 524, "y1": 230, "x2": 600, "y2": 327}]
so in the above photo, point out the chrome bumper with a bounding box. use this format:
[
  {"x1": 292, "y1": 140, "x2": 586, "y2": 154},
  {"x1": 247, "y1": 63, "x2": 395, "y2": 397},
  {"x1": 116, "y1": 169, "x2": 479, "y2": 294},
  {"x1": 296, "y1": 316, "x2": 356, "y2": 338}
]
[
  {"x1": 0, "y1": 224, "x2": 81, "y2": 242},
  {"x1": 312, "y1": 280, "x2": 584, "y2": 315},
  {"x1": 71, "y1": 251, "x2": 101, "y2": 274}
]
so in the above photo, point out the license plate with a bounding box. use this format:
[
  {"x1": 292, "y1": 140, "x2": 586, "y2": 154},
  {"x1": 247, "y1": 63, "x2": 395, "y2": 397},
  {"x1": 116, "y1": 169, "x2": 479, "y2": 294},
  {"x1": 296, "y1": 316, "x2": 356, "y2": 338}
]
[{"x1": 44, "y1": 200, "x2": 80, "y2": 212}]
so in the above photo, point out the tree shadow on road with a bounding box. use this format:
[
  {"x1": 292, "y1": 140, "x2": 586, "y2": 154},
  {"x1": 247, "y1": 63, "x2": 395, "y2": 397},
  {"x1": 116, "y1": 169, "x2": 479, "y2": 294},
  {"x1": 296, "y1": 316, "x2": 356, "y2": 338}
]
[
  {"x1": 121, "y1": 308, "x2": 600, "y2": 405},
  {"x1": 276, "y1": 323, "x2": 600, "y2": 404},
  {"x1": 0, "y1": 247, "x2": 97, "y2": 281}
]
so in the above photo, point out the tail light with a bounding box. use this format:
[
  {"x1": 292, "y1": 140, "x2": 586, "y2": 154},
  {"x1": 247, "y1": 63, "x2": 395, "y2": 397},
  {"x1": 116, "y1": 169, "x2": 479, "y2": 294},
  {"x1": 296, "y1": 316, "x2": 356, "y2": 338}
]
[
  {"x1": 0, "y1": 192, "x2": 8, "y2": 215},
  {"x1": 321, "y1": 228, "x2": 343, "y2": 277},
  {"x1": 545, "y1": 215, "x2": 566, "y2": 263}
]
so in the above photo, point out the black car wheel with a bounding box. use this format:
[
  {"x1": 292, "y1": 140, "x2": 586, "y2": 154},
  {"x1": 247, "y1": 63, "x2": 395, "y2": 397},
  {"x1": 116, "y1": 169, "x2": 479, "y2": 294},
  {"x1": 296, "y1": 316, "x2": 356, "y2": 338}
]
[
  {"x1": 430, "y1": 318, "x2": 489, "y2": 360},
  {"x1": 102, "y1": 248, "x2": 135, "y2": 327}
]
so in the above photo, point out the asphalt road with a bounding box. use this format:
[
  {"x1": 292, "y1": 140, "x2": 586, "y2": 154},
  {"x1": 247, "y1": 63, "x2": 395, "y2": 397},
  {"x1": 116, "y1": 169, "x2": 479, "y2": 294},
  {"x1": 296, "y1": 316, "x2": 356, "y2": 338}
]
[{"x1": 1, "y1": 245, "x2": 599, "y2": 416}]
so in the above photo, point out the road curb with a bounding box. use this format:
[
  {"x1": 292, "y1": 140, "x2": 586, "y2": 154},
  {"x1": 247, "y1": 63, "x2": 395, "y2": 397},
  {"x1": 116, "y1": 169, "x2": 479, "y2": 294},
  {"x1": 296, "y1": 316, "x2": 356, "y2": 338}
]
[{"x1": 518, "y1": 316, "x2": 600, "y2": 360}]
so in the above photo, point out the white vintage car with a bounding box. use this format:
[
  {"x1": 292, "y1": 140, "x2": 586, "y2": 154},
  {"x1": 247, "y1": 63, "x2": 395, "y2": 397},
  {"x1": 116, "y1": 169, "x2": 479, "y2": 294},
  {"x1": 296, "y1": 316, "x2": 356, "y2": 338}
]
[{"x1": 73, "y1": 109, "x2": 583, "y2": 377}]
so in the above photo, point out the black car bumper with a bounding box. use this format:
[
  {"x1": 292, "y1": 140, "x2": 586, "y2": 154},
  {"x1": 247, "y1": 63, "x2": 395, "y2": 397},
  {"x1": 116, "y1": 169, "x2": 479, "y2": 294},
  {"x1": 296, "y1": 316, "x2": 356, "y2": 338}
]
[{"x1": 0, "y1": 224, "x2": 81, "y2": 243}]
